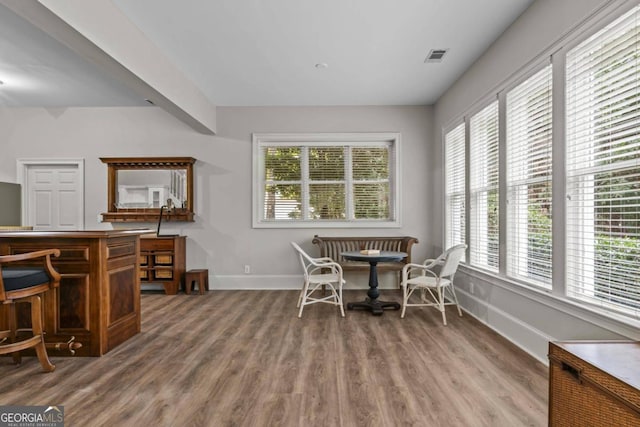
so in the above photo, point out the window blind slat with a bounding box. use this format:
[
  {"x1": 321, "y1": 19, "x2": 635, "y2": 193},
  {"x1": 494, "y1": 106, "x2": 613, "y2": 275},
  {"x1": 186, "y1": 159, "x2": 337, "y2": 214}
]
[
  {"x1": 506, "y1": 65, "x2": 553, "y2": 287},
  {"x1": 470, "y1": 101, "x2": 499, "y2": 272},
  {"x1": 445, "y1": 123, "x2": 466, "y2": 256},
  {"x1": 566, "y1": 4, "x2": 640, "y2": 318}
]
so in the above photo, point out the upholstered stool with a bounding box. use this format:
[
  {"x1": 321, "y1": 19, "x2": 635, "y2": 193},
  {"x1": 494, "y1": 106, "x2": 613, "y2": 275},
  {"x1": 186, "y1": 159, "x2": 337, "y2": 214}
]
[
  {"x1": 184, "y1": 269, "x2": 209, "y2": 295},
  {"x1": 0, "y1": 249, "x2": 61, "y2": 372}
]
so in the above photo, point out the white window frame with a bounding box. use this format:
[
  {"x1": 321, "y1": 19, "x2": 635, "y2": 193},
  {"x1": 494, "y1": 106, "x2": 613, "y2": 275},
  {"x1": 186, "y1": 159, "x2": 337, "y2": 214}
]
[
  {"x1": 252, "y1": 133, "x2": 401, "y2": 228},
  {"x1": 469, "y1": 100, "x2": 500, "y2": 272},
  {"x1": 505, "y1": 63, "x2": 553, "y2": 289},
  {"x1": 564, "y1": 2, "x2": 640, "y2": 317}
]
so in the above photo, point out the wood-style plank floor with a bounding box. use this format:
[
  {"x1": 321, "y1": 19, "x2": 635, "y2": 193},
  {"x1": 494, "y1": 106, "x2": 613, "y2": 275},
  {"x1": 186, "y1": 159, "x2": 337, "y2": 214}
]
[{"x1": 0, "y1": 290, "x2": 548, "y2": 426}]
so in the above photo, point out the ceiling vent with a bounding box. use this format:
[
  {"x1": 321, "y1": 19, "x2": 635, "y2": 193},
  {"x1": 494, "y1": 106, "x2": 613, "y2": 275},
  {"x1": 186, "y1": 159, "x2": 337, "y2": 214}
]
[{"x1": 424, "y1": 49, "x2": 448, "y2": 63}]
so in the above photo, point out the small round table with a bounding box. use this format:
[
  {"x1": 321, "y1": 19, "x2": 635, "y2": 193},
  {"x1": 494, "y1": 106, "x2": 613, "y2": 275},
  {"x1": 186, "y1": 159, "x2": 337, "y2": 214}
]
[{"x1": 341, "y1": 250, "x2": 407, "y2": 316}]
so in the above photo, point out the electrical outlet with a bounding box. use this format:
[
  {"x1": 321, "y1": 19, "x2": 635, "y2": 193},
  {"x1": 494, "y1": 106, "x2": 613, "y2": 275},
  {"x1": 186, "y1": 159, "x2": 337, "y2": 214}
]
[{"x1": 244, "y1": 265, "x2": 251, "y2": 274}]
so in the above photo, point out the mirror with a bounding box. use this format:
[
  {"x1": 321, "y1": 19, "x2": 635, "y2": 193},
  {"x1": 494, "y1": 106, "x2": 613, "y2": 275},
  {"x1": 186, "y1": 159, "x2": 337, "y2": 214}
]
[
  {"x1": 117, "y1": 170, "x2": 187, "y2": 209},
  {"x1": 100, "y1": 157, "x2": 195, "y2": 222}
]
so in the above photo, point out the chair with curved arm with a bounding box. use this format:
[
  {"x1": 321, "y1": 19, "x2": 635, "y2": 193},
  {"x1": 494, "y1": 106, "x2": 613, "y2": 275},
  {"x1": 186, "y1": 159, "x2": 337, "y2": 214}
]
[
  {"x1": 0, "y1": 249, "x2": 61, "y2": 372},
  {"x1": 400, "y1": 244, "x2": 466, "y2": 324},
  {"x1": 291, "y1": 242, "x2": 345, "y2": 318}
]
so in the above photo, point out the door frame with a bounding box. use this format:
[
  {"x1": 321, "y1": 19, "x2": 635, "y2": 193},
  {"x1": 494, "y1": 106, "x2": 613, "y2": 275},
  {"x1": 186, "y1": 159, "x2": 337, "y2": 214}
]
[{"x1": 16, "y1": 158, "x2": 85, "y2": 229}]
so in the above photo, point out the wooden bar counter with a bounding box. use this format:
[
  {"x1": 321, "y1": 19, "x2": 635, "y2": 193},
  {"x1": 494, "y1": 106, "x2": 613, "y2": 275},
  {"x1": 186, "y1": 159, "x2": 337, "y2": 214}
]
[{"x1": 0, "y1": 229, "x2": 153, "y2": 356}]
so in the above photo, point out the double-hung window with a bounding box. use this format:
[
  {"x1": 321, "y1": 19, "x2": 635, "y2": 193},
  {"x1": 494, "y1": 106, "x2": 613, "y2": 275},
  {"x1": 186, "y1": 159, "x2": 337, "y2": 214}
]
[
  {"x1": 566, "y1": 5, "x2": 640, "y2": 315},
  {"x1": 506, "y1": 65, "x2": 553, "y2": 288},
  {"x1": 253, "y1": 133, "x2": 400, "y2": 228},
  {"x1": 444, "y1": 123, "x2": 466, "y2": 260},
  {"x1": 469, "y1": 101, "x2": 500, "y2": 271}
]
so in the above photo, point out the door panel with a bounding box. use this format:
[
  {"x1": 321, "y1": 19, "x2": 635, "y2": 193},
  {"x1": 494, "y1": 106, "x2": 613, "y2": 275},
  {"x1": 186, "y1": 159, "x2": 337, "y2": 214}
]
[
  {"x1": 25, "y1": 163, "x2": 82, "y2": 230},
  {"x1": 34, "y1": 190, "x2": 53, "y2": 227}
]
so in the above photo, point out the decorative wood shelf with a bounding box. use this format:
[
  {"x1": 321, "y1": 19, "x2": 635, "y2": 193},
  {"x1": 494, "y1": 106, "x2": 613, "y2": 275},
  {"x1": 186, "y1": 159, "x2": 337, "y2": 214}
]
[{"x1": 101, "y1": 209, "x2": 194, "y2": 223}]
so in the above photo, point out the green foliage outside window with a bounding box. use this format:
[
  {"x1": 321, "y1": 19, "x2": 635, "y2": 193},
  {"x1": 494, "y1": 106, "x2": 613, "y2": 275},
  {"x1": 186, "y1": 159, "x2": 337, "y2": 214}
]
[{"x1": 263, "y1": 144, "x2": 391, "y2": 221}]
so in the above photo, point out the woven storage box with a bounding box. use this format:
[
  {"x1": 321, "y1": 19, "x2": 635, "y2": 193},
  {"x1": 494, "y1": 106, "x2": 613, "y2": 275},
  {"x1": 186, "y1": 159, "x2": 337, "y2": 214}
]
[{"x1": 548, "y1": 341, "x2": 640, "y2": 426}]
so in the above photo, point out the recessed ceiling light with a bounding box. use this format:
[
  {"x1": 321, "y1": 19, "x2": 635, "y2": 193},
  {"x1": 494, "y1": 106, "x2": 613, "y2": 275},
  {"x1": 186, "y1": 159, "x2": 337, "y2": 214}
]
[{"x1": 315, "y1": 63, "x2": 329, "y2": 69}]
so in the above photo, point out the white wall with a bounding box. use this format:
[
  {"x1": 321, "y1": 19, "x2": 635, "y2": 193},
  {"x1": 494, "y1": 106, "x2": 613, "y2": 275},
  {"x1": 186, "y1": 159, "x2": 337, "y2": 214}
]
[
  {"x1": 0, "y1": 104, "x2": 432, "y2": 290},
  {"x1": 432, "y1": 0, "x2": 640, "y2": 364}
]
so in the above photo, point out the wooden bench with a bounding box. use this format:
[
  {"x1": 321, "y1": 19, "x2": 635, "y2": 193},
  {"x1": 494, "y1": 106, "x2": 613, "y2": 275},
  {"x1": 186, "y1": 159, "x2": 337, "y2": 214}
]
[{"x1": 311, "y1": 235, "x2": 419, "y2": 286}]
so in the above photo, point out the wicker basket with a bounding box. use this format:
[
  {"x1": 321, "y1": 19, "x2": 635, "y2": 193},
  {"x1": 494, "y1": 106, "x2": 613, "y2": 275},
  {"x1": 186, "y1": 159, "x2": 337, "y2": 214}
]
[{"x1": 549, "y1": 341, "x2": 640, "y2": 426}]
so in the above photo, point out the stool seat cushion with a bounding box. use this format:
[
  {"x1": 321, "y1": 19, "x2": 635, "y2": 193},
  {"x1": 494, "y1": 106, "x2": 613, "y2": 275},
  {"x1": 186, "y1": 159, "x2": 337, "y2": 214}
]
[{"x1": 1, "y1": 268, "x2": 50, "y2": 292}]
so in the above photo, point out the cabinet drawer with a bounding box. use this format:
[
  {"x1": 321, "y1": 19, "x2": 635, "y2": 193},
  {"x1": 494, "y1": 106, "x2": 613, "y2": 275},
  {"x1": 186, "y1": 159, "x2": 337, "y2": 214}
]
[
  {"x1": 154, "y1": 269, "x2": 174, "y2": 279},
  {"x1": 154, "y1": 255, "x2": 173, "y2": 265},
  {"x1": 140, "y1": 238, "x2": 175, "y2": 251}
]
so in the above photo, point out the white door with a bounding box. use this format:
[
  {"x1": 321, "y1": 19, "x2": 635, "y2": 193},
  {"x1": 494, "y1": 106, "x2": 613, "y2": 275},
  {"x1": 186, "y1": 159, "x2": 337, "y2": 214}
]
[{"x1": 19, "y1": 160, "x2": 84, "y2": 231}]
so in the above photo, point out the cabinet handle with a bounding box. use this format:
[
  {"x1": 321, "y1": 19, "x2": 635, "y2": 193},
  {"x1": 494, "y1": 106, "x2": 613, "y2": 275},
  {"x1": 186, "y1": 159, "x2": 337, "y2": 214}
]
[{"x1": 561, "y1": 361, "x2": 582, "y2": 382}]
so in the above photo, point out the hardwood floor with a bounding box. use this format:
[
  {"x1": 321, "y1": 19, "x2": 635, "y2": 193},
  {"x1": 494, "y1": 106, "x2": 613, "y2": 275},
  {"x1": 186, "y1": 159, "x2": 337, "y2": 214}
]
[{"x1": 0, "y1": 290, "x2": 548, "y2": 426}]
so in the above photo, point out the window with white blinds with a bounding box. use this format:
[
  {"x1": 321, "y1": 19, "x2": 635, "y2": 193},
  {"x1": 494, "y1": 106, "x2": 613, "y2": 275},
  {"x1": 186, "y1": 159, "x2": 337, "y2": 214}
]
[
  {"x1": 506, "y1": 65, "x2": 553, "y2": 288},
  {"x1": 566, "y1": 5, "x2": 640, "y2": 315},
  {"x1": 470, "y1": 101, "x2": 500, "y2": 271},
  {"x1": 253, "y1": 133, "x2": 399, "y2": 227},
  {"x1": 445, "y1": 123, "x2": 466, "y2": 260}
]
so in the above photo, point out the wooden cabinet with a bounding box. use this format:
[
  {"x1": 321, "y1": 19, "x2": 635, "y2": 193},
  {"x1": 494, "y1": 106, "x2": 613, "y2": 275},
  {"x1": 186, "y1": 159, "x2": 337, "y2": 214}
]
[
  {"x1": 548, "y1": 341, "x2": 640, "y2": 426},
  {"x1": 0, "y1": 229, "x2": 147, "y2": 356},
  {"x1": 139, "y1": 236, "x2": 186, "y2": 295}
]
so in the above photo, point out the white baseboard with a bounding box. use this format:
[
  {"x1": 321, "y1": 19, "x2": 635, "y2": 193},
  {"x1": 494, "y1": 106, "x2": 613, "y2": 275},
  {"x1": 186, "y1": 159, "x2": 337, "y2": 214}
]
[
  {"x1": 456, "y1": 288, "x2": 552, "y2": 365},
  {"x1": 208, "y1": 272, "x2": 400, "y2": 291},
  {"x1": 210, "y1": 275, "x2": 302, "y2": 290}
]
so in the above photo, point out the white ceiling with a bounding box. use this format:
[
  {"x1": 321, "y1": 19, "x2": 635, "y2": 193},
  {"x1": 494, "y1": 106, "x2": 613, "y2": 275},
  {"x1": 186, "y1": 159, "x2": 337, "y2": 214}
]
[
  {"x1": 0, "y1": 3, "x2": 149, "y2": 107},
  {"x1": 0, "y1": 0, "x2": 535, "y2": 108}
]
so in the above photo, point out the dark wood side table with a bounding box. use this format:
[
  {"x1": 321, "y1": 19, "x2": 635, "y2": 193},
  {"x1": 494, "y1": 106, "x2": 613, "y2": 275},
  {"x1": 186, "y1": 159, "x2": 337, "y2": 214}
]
[
  {"x1": 341, "y1": 251, "x2": 407, "y2": 316},
  {"x1": 139, "y1": 235, "x2": 186, "y2": 295}
]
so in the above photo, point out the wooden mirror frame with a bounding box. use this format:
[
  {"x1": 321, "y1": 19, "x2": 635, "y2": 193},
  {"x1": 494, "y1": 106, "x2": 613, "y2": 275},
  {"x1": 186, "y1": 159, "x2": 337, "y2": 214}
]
[{"x1": 100, "y1": 157, "x2": 195, "y2": 222}]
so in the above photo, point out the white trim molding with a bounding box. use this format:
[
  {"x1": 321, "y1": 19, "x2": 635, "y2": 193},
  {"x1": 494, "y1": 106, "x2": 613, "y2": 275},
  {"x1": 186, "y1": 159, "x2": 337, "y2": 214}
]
[
  {"x1": 16, "y1": 158, "x2": 85, "y2": 229},
  {"x1": 252, "y1": 132, "x2": 401, "y2": 228}
]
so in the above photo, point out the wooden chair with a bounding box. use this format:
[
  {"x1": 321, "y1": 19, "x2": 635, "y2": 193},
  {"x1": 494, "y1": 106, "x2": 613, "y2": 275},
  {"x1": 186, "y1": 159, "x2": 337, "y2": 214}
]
[{"x1": 0, "y1": 249, "x2": 61, "y2": 372}]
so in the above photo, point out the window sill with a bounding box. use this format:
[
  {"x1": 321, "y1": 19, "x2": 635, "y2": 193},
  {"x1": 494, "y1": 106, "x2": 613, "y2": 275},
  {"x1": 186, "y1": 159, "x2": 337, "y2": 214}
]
[{"x1": 252, "y1": 219, "x2": 401, "y2": 229}]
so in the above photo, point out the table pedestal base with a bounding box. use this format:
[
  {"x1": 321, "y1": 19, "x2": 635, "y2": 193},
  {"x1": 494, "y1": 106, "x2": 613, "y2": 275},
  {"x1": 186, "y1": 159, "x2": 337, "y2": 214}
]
[{"x1": 347, "y1": 298, "x2": 401, "y2": 316}]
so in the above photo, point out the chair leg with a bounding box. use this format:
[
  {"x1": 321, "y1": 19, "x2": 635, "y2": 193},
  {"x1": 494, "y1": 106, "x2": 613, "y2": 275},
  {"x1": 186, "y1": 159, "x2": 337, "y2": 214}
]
[
  {"x1": 338, "y1": 284, "x2": 345, "y2": 317},
  {"x1": 30, "y1": 295, "x2": 55, "y2": 372},
  {"x1": 437, "y1": 287, "x2": 447, "y2": 326},
  {"x1": 449, "y1": 285, "x2": 463, "y2": 317},
  {"x1": 298, "y1": 280, "x2": 310, "y2": 318},
  {"x1": 400, "y1": 285, "x2": 408, "y2": 318},
  {"x1": 8, "y1": 302, "x2": 21, "y2": 365},
  {"x1": 296, "y1": 280, "x2": 305, "y2": 308}
]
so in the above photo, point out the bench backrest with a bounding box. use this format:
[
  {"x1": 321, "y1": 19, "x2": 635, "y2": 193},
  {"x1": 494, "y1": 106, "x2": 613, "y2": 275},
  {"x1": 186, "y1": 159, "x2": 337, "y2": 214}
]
[{"x1": 312, "y1": 235, "x2": 419, "y2": 265}]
